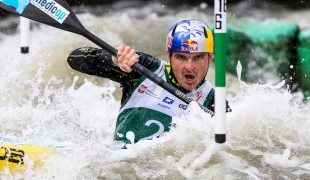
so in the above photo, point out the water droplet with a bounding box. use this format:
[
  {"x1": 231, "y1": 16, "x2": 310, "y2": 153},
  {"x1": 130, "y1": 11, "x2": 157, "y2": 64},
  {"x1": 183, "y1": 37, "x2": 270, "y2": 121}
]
[
  {"x1": 290, "y1": 65, "x2": 294, "y2": 69},
  {"x1": 162, "y1": 5, "x2": 164, "y2": 8},
  {"x1": 47, "y1": 52, "x2": 51, "y2": 56},
  {"x1": 200, "y1": 2, "x2": 208, "y2": 9}
]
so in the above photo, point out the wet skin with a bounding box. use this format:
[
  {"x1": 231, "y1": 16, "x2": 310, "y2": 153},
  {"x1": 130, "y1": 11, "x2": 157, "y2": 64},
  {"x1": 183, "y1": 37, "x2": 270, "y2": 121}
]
[
  {"x1": 112, "y1": 45, "x2": 213, "y2": 91},
  {"x1": 168, "y1": 52, "x2": 213, "y2": 91}
]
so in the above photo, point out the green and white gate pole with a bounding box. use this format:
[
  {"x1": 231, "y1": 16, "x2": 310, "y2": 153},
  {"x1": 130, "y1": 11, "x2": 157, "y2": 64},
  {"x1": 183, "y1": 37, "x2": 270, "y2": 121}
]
[{"x1": 214, "y1": 0, "x2": 227, "y2": 143}]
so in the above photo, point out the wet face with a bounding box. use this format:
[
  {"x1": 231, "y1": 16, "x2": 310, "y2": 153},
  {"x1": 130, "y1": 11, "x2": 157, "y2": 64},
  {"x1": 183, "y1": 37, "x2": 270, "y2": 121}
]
[{"x1": 168, "y1": 52, "x2": 213, "y2": 90}]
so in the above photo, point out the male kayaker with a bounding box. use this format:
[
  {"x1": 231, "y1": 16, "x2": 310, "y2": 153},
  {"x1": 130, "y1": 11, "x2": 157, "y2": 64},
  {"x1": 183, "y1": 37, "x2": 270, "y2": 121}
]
[{"x1": 67, "y1": 18, "x2": 231, "y2": 150}]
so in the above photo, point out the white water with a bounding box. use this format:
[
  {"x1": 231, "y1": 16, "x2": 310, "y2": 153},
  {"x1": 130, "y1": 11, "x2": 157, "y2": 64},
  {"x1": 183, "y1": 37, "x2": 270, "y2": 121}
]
[{"x1": 0, "y1": 1, "x2": 310, "y2": 179}]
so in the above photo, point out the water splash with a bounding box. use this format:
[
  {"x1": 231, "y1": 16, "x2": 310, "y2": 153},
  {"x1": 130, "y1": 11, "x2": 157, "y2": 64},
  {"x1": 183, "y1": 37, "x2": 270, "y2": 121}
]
[{"x1": 0, "y1": 2, "x2": 309, "y2": 179}]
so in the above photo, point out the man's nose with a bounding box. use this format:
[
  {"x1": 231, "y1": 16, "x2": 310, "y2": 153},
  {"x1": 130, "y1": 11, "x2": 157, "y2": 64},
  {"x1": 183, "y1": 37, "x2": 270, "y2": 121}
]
[{"x1": 185, "y1": 60, "x2": 194, "y2": 71}]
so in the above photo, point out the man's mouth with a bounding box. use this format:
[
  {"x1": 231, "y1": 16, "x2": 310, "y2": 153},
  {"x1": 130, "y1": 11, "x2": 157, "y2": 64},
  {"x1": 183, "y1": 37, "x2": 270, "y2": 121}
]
[
  {"x1": 184, "y1": 73, "x2": 197, "y2": 84},
  {"x1": 185, "y1": 74, "x2": 195, "y2": 80}
]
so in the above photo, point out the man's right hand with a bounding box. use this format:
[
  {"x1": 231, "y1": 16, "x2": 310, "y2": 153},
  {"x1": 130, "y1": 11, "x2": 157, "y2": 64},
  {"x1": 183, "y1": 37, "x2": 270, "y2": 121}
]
[{"x1": 112, "y1": 44, "x2": 139, "y2": 73}]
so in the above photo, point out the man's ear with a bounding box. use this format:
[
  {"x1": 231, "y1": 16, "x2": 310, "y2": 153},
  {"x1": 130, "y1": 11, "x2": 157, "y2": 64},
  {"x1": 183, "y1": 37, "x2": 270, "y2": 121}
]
[
  {"x1": 167, "y1": 52, "x2": 171, "y2": 61},
  {"x1": 209, "y1": 53, "x2": 214, "y2": 64}
]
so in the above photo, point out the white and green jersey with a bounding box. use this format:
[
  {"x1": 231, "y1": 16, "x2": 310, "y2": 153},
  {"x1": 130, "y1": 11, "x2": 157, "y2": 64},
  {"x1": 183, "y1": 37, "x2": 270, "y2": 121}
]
[
  {"x1": 67, "y1": 48, "x2": 225, "y2": 151},
  {"x1": 113, "y1": 60, "x2": 214, "y2": 147}
]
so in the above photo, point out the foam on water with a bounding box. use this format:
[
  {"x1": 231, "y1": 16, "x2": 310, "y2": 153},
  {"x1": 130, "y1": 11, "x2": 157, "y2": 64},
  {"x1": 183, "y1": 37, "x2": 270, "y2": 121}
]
[
  {"x1": 2, "y1": 71, "x2": 308, "y2": 179},
  {"x1": 0, "y1": 2, "x2": 310, "y2": 179}
]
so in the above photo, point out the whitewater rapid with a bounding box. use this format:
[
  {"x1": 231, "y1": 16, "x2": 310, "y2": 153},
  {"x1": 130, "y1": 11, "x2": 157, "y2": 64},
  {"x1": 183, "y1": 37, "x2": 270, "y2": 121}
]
[{"x1": 0, "y1": 1, "x2": 310, "y2": 179}]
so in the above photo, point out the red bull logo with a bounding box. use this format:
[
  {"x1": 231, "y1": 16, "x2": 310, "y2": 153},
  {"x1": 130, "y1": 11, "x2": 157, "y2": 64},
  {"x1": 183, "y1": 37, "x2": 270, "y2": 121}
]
[
  {"x1": 181, "y1": 46, "x2": 198, "y2": 52},
  {"x1": 191, "y1": 40, "x2": 198, "y2": 45},
  {"x1": 181, "y1": 38, "x2": 198, "y2": 46}
]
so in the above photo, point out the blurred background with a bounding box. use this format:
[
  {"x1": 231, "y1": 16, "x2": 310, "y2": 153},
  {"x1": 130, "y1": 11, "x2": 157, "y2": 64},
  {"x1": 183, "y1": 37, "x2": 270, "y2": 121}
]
[{"x1": 1, "y1": 1, "x2": 310, "y2": 179}]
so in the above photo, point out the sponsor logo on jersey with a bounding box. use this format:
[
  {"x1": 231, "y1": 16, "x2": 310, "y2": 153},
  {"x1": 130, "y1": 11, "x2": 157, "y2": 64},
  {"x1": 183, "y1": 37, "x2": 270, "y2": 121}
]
[
  {"x1": 178, "y1": 104, "x2": 188, "y2": 110},
  {"x1": 138, "y1": 84, "x2": 160, "y2": 99},
  {"x1": 195, "y1": 91, "x2": 205, "y2": 101},
  {"x1": 145, "y1": 90, "x2": 160, "y2": 99},
  {"x1": 138, "y1": 84, "x2": 147, "y2": 93},
  {"x1": 30, "y1": 0, "x2": 70, "y2": 24},
  {"x1": 157, "y1": 103, "x2": 171, "y2": 110},
  {"x1": 163, "y1": 97, "x2": 174, "y2": 104}
]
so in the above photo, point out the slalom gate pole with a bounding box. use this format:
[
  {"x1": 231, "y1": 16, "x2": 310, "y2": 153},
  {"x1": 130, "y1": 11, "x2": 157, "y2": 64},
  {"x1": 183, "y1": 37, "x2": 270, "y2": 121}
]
[
  {"x1": 20, "y1": 17, "x2": 30, "y2": 53},
  {"x1": 214, "y1": 0, "x2": 227, "y2": 143}
]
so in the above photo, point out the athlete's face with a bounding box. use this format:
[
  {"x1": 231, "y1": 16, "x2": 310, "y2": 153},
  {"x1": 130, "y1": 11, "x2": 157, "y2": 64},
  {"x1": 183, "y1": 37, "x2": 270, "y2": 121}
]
[{"x1": 168, "y1": 51, "x2": 213, "y2": 91}]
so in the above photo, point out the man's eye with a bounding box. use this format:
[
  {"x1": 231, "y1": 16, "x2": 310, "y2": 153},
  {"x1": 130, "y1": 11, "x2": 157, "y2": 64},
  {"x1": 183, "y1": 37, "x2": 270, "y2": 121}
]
[
  {"x1": 195, "y1": 55, "x2": 204, "y2": 60},
  {"x1": 194, "y1": 56, "x2": 201, "y2": 60},
  {"x1": 176, "y1": 55, "x2": 185, "y2": 59}
]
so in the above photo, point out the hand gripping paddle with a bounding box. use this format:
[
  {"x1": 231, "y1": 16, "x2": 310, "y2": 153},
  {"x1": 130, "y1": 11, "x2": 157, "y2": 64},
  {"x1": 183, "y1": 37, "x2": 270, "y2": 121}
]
[{"x1": 0, "y1": 1, "x2": 215, "y2": 117}]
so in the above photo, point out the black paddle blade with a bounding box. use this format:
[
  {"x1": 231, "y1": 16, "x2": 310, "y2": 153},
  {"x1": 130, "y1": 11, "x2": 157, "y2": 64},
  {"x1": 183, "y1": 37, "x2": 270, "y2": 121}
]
[{"x1": 0, "y1": 0, "x2": 85, "y2": 35}]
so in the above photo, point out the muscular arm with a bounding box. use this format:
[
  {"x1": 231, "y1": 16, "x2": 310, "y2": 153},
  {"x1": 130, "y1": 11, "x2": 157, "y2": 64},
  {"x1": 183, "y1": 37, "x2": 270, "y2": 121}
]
[
  {"x1": 67, "y1": 47, "x2": 159, "y2": 104},
  {"x1": 67, "y1": 47, "x2": 158, "y2": 83}
]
